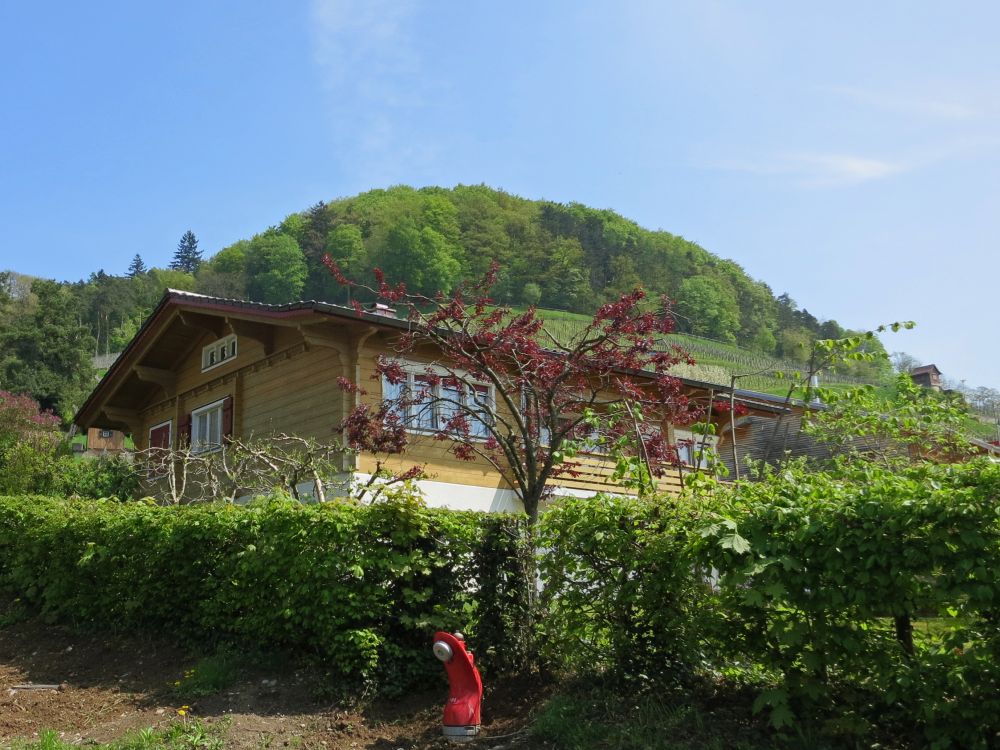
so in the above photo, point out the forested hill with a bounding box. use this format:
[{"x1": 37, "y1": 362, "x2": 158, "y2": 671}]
[
  {"x1": 0, "y1": 185, "x2": 887, "y2": 418},
  {"x1": 205, "y1": 185, "x2": 857, "y2": 360}
]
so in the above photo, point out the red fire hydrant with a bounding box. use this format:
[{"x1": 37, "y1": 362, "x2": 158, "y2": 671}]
[{"x1": 433, "y1": 631, "x2": 482, "y2": 743}]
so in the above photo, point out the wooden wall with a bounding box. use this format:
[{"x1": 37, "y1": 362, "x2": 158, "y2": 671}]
[
  {"x1": 135, "y1": 325, "x2": 346, "y2": 450},
  {"x1": 86, "y1": 427, "x2": 125, "y2": 452},
  {"x1": 128, "y1": 316, "x2": 714, "y2": 499}
]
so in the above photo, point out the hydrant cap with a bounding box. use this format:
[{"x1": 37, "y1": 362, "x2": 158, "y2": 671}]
[{"x1": 433, "y1": 640, "x2": 453, "y2": 663}]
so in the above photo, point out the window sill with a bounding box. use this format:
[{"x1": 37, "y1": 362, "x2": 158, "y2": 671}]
[
  {"x1": 191, "y1": 445, "x2": 224, "y2": 456},
  {"x1": 200, "y1": 360, "x2": 236, "y2": 374},
  {"x1": 404, "y1": 426, "x2": 493, "y2": 442}
]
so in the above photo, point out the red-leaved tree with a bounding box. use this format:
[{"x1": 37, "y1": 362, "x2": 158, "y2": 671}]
[{"x1": 325, "y1": 257, "x2": 705, "y2": 523}]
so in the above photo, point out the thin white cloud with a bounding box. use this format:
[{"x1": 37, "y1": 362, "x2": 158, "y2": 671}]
[
  {"x1": 712, "y1": 151, "x2": 905, "y2": 188},
  {"x1": 785, "y1": 152, "x2": 903, "y2": 187},
  {"x1": 826, "y1": 84, "x2": 979, "y2": 120},
  {"x1": 309, "y1": 0, "x2": 434, "y2": 185},
  {"x1": 310, "y1": 0, "x2": 419, "y2": 90}
]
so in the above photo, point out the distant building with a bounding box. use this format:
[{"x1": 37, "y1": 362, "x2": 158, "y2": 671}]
[
  {"x1": 82, "y1": 427, "x2": 126, "y2": 457},
  {"x1": 910, "y1": 364, "x2": 942, "y2": 391}
]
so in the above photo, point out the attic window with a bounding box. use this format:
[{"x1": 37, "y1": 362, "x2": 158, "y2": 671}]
[{"x1": 201, "y1": 334, "x2": 238, "y2": 372}]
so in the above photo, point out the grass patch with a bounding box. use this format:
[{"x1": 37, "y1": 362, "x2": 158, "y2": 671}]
[
  {"x1": 525, "y1": 307, "x2": 889, "y2": 395},
  {"x1": 531, "y1": 685, "x2": 771, "y2": 750},
  {"x1": 963, "y1": 414, "x2": 999, "y2": 441},
  {"x1": 9, "y1": 720, "x2": 227, "y2": 750}
]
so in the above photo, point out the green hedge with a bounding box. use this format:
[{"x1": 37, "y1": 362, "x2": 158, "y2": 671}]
[
  {"x1": 539, "y1": 461, "x2": 1000, "y2": 748},
  {"x1": 538, "y1": 493, "x2": 712, "y2": 683},
  {"x1": 8, "y1": 462, "x2": 1000, "y2": 745},
  {"x1": 0, "y1": 494, "x2": 531, "y2": 690},
  {"x1": 700, "y1": 461, "x2": 1000, "y2": 748}
]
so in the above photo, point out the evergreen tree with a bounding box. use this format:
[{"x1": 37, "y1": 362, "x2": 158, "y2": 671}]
[
  {"x1": 127, "y1": 253, "x2": 147, "y2": 277},
  {"x1": 170, "y1": 230, "x2": 202, "y2": 273}
]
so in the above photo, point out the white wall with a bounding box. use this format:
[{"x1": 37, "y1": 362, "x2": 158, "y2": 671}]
[{"x1": 357, "y1": 473, "x2": 601, "y2": 511}]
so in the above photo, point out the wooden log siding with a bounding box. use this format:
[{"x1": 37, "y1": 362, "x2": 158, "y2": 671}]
[
  {"x1": 136, "y1": 340, "x2": 344, "y2": 450},
  {"x1": 240, "y1": 345, "x2": 342, "y2": 441},
  {"x1": 556, "y1": 453, "x2": 685, "y2": 495}
]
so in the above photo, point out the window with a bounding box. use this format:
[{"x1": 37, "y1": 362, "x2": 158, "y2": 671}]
[
  {"x1": 100, "y1": 429, "x2": 113, "y2": 439},
  {"x1": 147, "y1": 420, "x2": 172, "y2": 477},
  {"x1": 383, "y1": 369, "x2": 494, "y2": 437},
  {"x1": 149, "y1": 421, "x2": 172, "y2": 450},
  {"x1": 201, "y1": 334, "x2": 238, "y2": 372},
  {"x1": 520, "y1": 391, "x2": 551, "y2": 446},
  {"x1": 191, "y1": 400, "x2": 225, "y2": 454},
  {"x1": 383, "y1": 377, "x2": 406, "y2": 421},
  {"x1": 411, "y1": 375, "x2": 438, "y2": 431},
  {"x1": 466, "y1": 384, "x2": 493, "y2": 438},
  {"x1": 673, "y1": 429, "x2": 718, "y2": 468},
  {"x1": 579, "y1": 425, "x2": 611, "y2": 455}
]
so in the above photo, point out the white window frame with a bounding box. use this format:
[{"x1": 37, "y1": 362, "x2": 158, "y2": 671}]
[
  {"x1": 201, "y1": 334, "x2": 238, "y2": 372},
  {"x1": 520, "y1": 390, "x2": 552, "y2": 447},
  {"x1": 382, "y1": 365, "x2": 495, "y2": 439},
  {"x1": 148, "y1": 419, "x2": 173, "y2": 450},
  {"x1": 191, "y1": 399, "x2": 225, "y2": 455},
  {"x1": 146, "y1": 420, "x2": 173, "y2": 478},
  {"x1": 673, "y1": 428, "x2": 718, "y2": 469}
]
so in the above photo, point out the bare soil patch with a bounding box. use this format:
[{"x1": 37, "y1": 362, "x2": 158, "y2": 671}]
[{"x1": 0, "y1": 619, "x2": 547, "y2": 749}]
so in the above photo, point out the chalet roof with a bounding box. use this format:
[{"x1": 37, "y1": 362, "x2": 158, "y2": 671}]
[
  {"x1": 911, "y1": 364, "x2": 942, "y2": 376},
  {"x1": 75, "y1": 289, "x2": 796, "y2": 430},
  {"x1": 718, "y1": 413, "x2": 901, "y2": 473}
]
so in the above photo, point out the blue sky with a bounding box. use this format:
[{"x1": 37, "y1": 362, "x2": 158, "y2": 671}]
[{"x1": 1, "y1": 1, "x2": 997, "y2": 387}]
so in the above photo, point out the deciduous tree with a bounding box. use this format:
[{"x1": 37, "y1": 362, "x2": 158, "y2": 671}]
[
  {"x1": 675, "y1": 275, "x2": 741, "y2": 343},
  {"x1": 245, "y1": 232, "x2": 308, "y2": 303},
  {"x1": 0, "y1": 390, "x2": 61, "y2": 494},
  {"x1": 803, "y1": 373, "x2": 973, "y2": 466},
  {"x1": 325, "y1": 257, "x2": 703, "y2": 524},
  {"x1": 0, "y1": 280, "x2": 96, "y2": 418}
]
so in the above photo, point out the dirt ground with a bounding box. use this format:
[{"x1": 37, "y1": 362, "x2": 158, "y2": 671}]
[{"x1": 0, "y1": 619, "x2": 548, "y2": 749}]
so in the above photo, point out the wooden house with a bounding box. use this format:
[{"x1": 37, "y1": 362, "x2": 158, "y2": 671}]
[
  {"x1": 74, "y1": 289, "x2": 789, "y2": 509},
  {"x1": 83, "y1": 427, "x2": 126, "y2": 456},
  {"x1": 910, "y1": 364, "x2": 943, "y2": 391}
]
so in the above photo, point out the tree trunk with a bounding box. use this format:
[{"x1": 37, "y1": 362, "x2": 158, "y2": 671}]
[
  {"x1": 520, "y1": 489, "x2": 543, "y2": 669},
  {"x1": 894, "y1": 614, "x2": 914, "y2": 657}
]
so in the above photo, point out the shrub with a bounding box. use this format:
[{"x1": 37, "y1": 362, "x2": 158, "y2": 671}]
[
  {"x1": 0, "y1": 493, "x2": 531, "y2": 691},
  {"x1": 697, "y1": 460, "x2": 1000, "y2": 747},
  {"x1": 538, "y1": 493, "x2": 713, "y2": 683},
  {"x1": 50, "y1": 454, "x2": 140, "y2": 499},
  {"x1": 538, "y1": 462, "x2": 1000, "y2": 747},
  {"x1": 0, "y1": 391, "x2": 61, "y2": 494}
]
